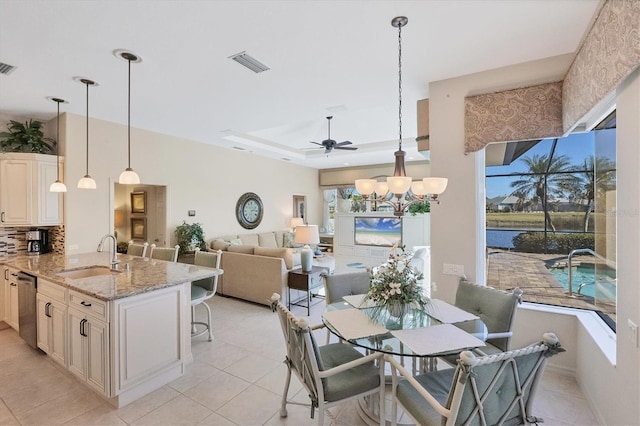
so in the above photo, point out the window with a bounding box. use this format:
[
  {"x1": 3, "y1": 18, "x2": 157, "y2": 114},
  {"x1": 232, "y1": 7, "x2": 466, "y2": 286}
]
[{"x1": 485, "y1": 116, "x2": 617, "y2": 328}]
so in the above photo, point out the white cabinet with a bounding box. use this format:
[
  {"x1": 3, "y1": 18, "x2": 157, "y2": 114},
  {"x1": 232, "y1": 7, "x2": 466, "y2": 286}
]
[
  {"x1": 67, "y1": 291, "x2": 109, "y2": 396},
  {"x1": 36, "y1": 279, "x2": 67, "y2": 366},
  {"x1": 0, "y1": 153, "x2": 63, "y2": 226},
  {"x1": 6, "y1": 268, "x2": 19, "y2": 331}
]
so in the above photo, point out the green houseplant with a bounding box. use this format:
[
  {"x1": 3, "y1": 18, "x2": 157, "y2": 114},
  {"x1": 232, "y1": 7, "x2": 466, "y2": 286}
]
[
  {"x1": 0, "y1": 120, "x2": 56, "y2": 153},
  {"x1": 407, "y1": 200, "x2": 430, "y2": 216},
  {"x1": 175, "y1": 221, "x2": 207, "y2": 255}
]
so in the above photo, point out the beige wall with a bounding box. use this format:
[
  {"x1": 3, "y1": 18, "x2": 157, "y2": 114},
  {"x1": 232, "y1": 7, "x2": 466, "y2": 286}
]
[
  {"x1": 58, "y1": 113, "x2": 320, "y2": 253},
  {"x1": 429, "y1": 53, "x2": 640, "y2": 424}
]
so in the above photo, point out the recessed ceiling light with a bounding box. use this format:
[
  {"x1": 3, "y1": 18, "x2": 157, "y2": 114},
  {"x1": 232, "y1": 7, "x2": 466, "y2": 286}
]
[{"x1": 113, "y1": 49, "x2": 142, "y2": 63}]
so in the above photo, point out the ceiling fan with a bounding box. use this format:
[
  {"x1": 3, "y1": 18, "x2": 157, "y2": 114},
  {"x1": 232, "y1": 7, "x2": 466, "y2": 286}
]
[{"x1": 309, "y1": 116, "x2": 358, "y2": 154}]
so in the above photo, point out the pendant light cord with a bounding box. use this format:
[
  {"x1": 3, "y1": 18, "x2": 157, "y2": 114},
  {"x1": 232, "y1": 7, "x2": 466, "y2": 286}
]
[
  {"x1": 85, "y1": 82, "x2": 89, "y2": 175},
  {"x1": 56, "y1": 100, "x2": 61, "y2": 180},
  {"x1": 398, "y1": 21, "x2": 403, "y2": 151},
  {"x1": 127, "y1": 57, "x2": 131, "y2": 169}
]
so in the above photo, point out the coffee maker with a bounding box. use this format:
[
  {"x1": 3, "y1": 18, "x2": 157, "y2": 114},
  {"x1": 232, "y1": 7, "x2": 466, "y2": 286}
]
[{"x1": 26, "y1": 230, "x2": 49, "y2": 256}]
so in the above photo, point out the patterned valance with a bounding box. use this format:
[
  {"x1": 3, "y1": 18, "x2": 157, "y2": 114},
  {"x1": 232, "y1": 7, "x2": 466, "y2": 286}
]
[
  {"x1": 563, "y1": 0, "x2": 640, "y2": 133},
  {"x1": 464, "y1": 82, "x2": 563, "y2": 154}
]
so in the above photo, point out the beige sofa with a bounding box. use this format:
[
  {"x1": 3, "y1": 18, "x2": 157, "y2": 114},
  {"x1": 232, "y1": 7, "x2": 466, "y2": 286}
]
[{"x1": 210, "y1": 231, "x2": 302, "y2": 306}]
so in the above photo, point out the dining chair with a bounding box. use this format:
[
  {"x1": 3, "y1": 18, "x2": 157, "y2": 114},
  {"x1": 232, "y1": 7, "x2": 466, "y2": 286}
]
[
  {"x1": 126, "y1": 240, "x2": 149, "y2": 257},
  {"x1": 149, "y1": 244, "x2": 180, "y2": 262},
  {"x1": 270, "y1": 293, "x2": 385, "y2": 426},
  {"x1": 454, "y1": 279, "x2": 523, "y2": 355},
  {"x1": 323, "y1": 270, "x2": 370, "y2": 343},
  {"x1": 191, "y1": 249, "x2": 222, "y2": 341},
  {"x1": 388, "y1": 333, "x2": 565, "y2": 426}
]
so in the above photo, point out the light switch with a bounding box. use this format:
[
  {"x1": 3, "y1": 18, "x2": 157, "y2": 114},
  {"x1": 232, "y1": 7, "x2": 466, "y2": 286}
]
[{"x1": 443, "y1": 263, "x2": 465, "y2": 276}]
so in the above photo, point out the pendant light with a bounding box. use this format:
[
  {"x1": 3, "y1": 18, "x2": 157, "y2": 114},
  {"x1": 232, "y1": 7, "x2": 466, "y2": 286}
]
[
  {"x1": 116, "y1": 50, "x2": 141, "y2": 184},
  {"x1": 49, "y1": 97, "x2": 67, "y2": 193},
  {"x1": 354, "y1": 16, "x2": 447, "y2": 215},
  {"x1": 77, "y1": 78, "x2": 97, "y2": 189}
]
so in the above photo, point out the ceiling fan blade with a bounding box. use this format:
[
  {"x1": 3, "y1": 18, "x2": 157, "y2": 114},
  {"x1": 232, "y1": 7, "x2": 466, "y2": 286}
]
[
  {"x1": 336, "y1": 141, "x2": 353, "y2": 146},
  {"x1": 310, "y1": 141, "x2": 324, "y2": 146},
  {"x1": 334, "y1": 146, "x2": 358, "y2": 150}
]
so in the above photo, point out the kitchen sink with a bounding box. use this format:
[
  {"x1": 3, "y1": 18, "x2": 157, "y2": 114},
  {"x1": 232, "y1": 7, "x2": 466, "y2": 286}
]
[{"x1": 56, "y1": 266, "x2": 120, "y2": 280}]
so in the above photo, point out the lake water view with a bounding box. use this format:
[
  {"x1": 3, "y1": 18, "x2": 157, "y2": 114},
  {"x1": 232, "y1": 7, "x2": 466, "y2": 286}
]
[{"x1": 486, "y1": 228, "x2": 546, "y2": 249}]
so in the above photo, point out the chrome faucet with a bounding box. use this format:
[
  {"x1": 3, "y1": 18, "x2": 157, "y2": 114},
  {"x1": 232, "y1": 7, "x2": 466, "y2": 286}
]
[{"x1": 97, "y1": 234, "x2": 120, "y2": 269}]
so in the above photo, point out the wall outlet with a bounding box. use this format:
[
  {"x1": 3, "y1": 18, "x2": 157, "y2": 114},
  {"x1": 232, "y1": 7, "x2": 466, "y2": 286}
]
[
  {"x1": 443, "y1": 263, "x2": 465, "y2": 276},
  {"x1": 628, "y1": 319, "x2": 638, "y2": 348}
]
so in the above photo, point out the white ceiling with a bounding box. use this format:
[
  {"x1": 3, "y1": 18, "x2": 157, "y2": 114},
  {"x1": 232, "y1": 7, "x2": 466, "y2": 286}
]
[{"x1": 0, "y1": 0, "x2": 600, "y2": 169}]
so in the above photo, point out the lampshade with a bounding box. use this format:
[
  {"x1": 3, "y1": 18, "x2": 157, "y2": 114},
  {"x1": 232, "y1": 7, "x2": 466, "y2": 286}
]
[
  {"x1": 411, "y1": 180, "x2": 428, "y2": 196},
  {"x1": 386, "y1": 176, "x2": 412, "y2": 195},
  {"x1": 49, "y1": 181, "x2": 67, "y2": 192},
  {"x1": 290, "y1": 217, "x2": 304, "y2": 228},
  {"x1": 375, "y1": 181, "x2": 389, "y2": 196},
  {"x1": 295, "y1": 225, "x2": 320, "y2": 245},
  {"x1": 77, "y1": 175, "x2": 97, "y2": 189},
  {"x1": 119, "y1": 168, "x2": 140, "y2": 184},
  {"x1": 355, "y1": 179, "x2": 377, "y2": 196},
  {"x1": 423, "y1": 177, "x2": 448, "y2": 195}
]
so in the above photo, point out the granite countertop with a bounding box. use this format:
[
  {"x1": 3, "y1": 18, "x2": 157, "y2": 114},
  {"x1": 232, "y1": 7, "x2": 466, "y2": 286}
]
[{"x1": 2, "y1": 252, "x2": 223, "y2": 301}]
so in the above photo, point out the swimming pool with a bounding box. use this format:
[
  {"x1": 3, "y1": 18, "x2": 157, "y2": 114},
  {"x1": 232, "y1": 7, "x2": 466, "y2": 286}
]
[{"x1": 547, "y1": 263, "x2": 616, "y2": 302}]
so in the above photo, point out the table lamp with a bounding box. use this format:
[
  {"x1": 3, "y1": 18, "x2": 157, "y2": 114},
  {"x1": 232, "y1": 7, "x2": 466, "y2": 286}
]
[
  {"x1": 295, "y1": 225, "x2": 319, "y2": 272},
  {"x1": 290, "y1": 217, "x2": 304, "y2": 230}
]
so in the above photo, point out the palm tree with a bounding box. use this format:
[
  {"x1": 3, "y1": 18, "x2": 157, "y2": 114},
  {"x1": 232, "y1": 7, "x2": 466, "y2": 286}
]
[
  {"x1": 510, "y1": 153, "x2": 576, "y2": 231},
  {"x1": 575, "y1": 156, "x2": 617, "y2": 231}
]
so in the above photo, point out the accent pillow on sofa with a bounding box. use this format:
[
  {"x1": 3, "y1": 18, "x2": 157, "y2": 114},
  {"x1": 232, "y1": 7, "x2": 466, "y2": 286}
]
[
  {"x1": 283, "y1": 231, "x2": 303, "y2": 248},
  {"x1": 258, "y1": 232, "x2": 278, "y2": 248},
  {"x1": 211, "y1": 239, "x2": 230, "y2": 251},
  {"x1": 254, "y1": 247, "x2": 294, "y2": 269},
  {"x1": 229, "y1": 238, "x2": 242, "y2": 245},
  {"x1": 239, "y1": 234, "x2": 260, "y2": 246},
  {"x1": 228, "y1": 244, "x2": 255, "y2": 254}
]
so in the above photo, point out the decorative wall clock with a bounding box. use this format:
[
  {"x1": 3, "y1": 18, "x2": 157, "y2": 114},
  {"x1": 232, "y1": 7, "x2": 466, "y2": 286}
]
[{"x1": 236, "y1": 192, "x2": 263, "y2": 229}]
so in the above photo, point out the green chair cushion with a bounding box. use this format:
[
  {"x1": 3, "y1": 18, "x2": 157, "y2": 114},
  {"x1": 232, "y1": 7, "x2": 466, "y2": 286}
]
[
  {"x1": 397, "y1": 368, "x2": 454, "y2": 426},
  {"x1": 191, "y1": 285, "x2": 208, "y2": 301},
  {"x1": 318, "y1": 343, "x2": 380, "y2": 402}
]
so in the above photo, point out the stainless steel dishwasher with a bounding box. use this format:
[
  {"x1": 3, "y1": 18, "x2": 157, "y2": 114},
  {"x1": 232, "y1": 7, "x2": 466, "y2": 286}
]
[{"x1": 17, "y1": 271, "x2": 38, "y2": 349}]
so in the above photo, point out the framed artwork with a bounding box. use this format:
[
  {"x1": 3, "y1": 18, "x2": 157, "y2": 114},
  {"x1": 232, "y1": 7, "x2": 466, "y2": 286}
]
[
  {"x1": 131, "y1": 217, "x2": 147, "y2": 240},
  {"x1": 131, "y1": 191, "x2": 146, "y2": 214}
]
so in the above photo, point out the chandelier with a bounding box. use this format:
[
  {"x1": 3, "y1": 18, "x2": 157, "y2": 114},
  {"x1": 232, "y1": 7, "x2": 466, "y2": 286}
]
[{"x1": 355, "y1": 16, "x2": 447, "y2": 216}]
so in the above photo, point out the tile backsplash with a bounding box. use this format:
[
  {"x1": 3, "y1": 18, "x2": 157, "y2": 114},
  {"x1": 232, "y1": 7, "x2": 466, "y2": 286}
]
[{"x1": 0, "y1": 225, "x2": 65, "y2": 260}]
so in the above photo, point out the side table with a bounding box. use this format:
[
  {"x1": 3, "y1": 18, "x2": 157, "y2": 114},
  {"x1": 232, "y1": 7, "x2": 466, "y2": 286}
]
[{"x1": 288, "y1": 266, "x2": 326, "y2": 316}]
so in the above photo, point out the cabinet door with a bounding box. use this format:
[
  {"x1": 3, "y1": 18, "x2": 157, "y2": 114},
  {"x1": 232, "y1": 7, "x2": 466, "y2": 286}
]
[
  {"x1": 49, "y1": 300, "x2": 67, "y2": 366},
  {"x1": 67, "y1": 309, "x2": 86, "y2": 380},
  {"x1": 8, "y1": 280, "x2": 19, "y2": 330},
  {"x1": 1, "y1": 268, "x2": 7, "y2": 322},
  {"x1": 0, "y1": 159, "x2": 33, "y2": 225},
  {"x1": 86, "y1": 318, "x2": 109, "y2": 395},
  {"x1": 36, "y1": 296, "x2": 51, "y2": 353},
  {"x1": 37, "y1": 160, "x2": 63, "y2": 225}
]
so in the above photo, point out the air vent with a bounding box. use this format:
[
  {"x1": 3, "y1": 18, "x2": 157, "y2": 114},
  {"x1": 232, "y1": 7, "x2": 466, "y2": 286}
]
[
  {"x1": 232, "y1": 146, "x2": 246, "y2": 151},
  {"x1": 228, "y1": 51, "x2": 270, "y2": 73},
  {"x1": 0, "y1": 62, "x2": 17, "y2": 75}
]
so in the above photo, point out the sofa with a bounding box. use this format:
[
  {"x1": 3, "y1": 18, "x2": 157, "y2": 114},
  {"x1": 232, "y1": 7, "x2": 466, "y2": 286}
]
[{"x1": 209, "y1": 231, "x2": 303, "y2": 306}]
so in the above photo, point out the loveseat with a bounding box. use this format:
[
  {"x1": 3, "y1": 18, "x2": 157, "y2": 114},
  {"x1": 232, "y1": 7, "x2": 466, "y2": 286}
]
[{"x1": 209, "y1": 231, "x2": 302, "y2": 306}]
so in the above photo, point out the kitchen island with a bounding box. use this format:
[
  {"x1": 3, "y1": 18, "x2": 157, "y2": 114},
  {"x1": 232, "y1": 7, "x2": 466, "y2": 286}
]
[{"x1": 2, "y1": 252, "x2": 223, "y2": 408}]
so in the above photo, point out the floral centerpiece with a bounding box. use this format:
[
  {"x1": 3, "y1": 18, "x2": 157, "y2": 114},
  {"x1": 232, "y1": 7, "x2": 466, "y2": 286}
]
[{"x1": 364, "y1": 244, "x2": 429, "y2": 321}]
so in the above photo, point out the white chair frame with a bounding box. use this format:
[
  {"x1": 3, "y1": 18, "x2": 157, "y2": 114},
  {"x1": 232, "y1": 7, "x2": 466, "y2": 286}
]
[
  {"x1": 149, "y1": 244, "x2": 180, "y2": 262},
  {"x1": 191, "y1": 249, "x2": 222, "y2": 341}
]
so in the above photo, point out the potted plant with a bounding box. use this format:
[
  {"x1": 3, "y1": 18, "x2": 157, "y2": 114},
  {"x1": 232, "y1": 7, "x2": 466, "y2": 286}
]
[
  {"x1": 408, "y1": 200, "x2": 431, "y2": 216},
  {"x1": 0, "y1": 120, "x2": 56, "y2": 153},
  {"x1": 175, "y1": 221, "x2": 207, "y2": 255}
]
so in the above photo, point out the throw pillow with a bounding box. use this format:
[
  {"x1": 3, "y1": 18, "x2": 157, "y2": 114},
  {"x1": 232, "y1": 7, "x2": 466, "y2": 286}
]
[
  {"x1": 229, "y1": 238, "x2": 242, "y2": 246},
  {"x1": 239, "y1": 234, "x2": 259, "y2": 246},
  {"x1": 211, "y1": 239, "x2": 230, "y2": 251},
  {"x1": 258, "y1": 232, "x2": 278, "y2": 248},
  {"x1": 283, "y1": 231, "x2": 303, "y2": 248}
]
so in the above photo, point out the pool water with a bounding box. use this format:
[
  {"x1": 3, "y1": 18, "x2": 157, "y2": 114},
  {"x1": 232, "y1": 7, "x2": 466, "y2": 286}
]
[{"x1": 547, "y1": 264, "x2": 616, "y2": 302}]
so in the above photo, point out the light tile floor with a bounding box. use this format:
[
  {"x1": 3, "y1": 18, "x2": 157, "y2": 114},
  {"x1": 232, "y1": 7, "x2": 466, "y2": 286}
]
[{"x1": 0, "y1": 295, "x2": 600, "y2": 425}]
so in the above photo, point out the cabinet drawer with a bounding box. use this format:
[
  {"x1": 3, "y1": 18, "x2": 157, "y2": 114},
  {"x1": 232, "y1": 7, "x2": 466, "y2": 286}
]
[
  {"x1": 38, "y1": 279, "x2": 67, "y2": 303},
  {"x1": 69, "y1": 291, "x2": 108, "y2": 321}
]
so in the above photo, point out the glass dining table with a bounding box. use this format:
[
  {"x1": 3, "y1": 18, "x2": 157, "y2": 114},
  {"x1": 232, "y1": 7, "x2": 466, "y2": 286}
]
[{"x1": 322, "y1": 299, "x2": 488, "y2": 360}]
